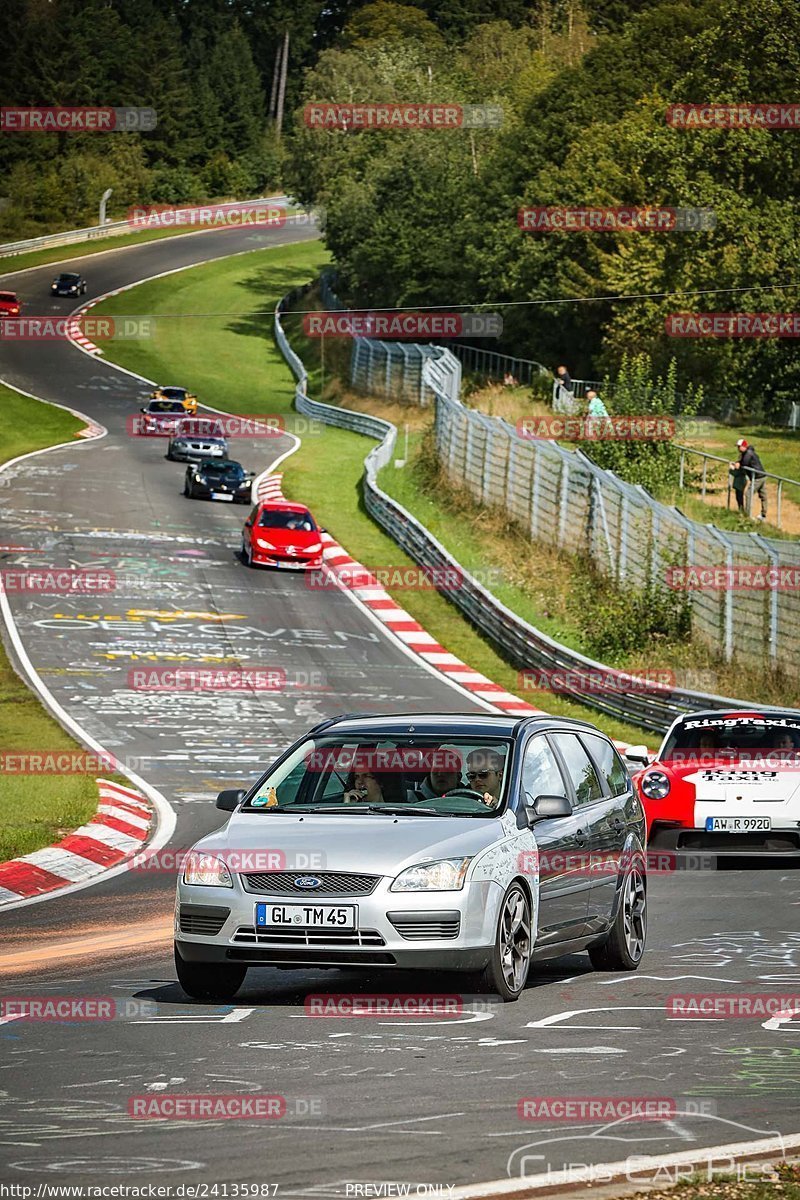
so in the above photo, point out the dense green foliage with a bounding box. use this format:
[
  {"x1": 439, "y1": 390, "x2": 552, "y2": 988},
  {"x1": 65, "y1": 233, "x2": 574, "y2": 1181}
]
[{"x1": 287, "y1": 0, "x2": 800, "y2": 419}]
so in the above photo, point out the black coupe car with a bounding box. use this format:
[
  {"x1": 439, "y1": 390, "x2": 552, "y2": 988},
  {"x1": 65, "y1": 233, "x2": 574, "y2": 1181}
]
[
  {"x1": 184, "y1": 459, "x2": 253, "y2": 502},
  {"x1": 51, "y1": 272, "x2": 87, "y2": 297}
]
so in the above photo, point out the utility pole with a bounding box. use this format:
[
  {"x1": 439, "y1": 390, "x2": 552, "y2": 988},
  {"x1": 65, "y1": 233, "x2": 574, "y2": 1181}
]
[
  {"x1": 275, "y1": 30, "x2": 290, "y2": 139},
  {"x1": 99, "y1": 188, "x2": 113, "y2": 225}
]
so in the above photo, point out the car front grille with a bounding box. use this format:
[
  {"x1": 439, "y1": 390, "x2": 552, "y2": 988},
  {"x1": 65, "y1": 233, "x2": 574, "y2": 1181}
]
[
  {"x1": 241, "y1": 871, "x2": 380, "y2": 897},
  {"x1": 179, "y1": 905, "x2": 230, "y2": 935},
  {"x1": 232, "y1": 925, "x2": 385, "y2": 947}
]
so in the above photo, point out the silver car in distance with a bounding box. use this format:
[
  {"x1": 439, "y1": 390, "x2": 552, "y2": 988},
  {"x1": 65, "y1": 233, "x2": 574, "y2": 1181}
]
[{"x1": 174, "y1": 713, "x2": 647, "y2": 1002}]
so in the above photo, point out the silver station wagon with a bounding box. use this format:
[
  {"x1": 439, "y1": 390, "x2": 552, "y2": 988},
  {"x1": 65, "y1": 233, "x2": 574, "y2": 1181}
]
[{"x1": 174, "y1": 712, "x2": 647, "y2": 1002}]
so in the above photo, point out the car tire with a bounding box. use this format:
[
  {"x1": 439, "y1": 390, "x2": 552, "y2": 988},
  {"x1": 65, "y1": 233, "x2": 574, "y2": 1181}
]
[
  {"x1": 241, "y1": 538, "x2": 253, "y2": 568},
  {"x1": 174, "y1": 945, "x2": 247, "y2": 1001},
  {"x1": 588, "y1": 860, "x2": 647, "y2": 972},
  {"x1": 479, "y1": 881, "x2": 532, "y2": 1001},
  {"x1": 183, "y1": 479, "x2": 192, "y2": 497}
]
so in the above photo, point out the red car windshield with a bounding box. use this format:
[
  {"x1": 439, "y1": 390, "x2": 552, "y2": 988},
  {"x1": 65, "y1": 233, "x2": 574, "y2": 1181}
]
[
  {"x1": 661, "y1": 714, "x2": 800, "y2": 764},
  {"x1": 258, "y1": 509, "x2": 316, "y2": 531},
  {"x1": 0, "y1": 292, "x2": 17, "y2": 303}
]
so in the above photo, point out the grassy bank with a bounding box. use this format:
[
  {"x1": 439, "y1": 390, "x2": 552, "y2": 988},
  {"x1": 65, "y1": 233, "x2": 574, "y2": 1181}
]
[
  {"x1": 0, "y1": 383, "x2": 99, "y2": 858},
  {"x1": 93, "y1": 244, "x2": 651, "y2": 745}
]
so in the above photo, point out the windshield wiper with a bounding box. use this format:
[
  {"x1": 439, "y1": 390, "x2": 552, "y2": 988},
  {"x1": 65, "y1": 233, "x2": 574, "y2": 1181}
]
[{"x1": 364, "y1": 806, "x2": 442, "y2": 816}]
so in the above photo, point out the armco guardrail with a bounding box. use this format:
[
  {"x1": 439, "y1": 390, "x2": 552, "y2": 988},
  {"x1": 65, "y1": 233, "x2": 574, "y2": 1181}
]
[
  {"x1": 274, "y1": 286, "x2": 776, "y2": 735},
  {"x1": 0, "y1": 195, "x2": 293, "y2": 259}
]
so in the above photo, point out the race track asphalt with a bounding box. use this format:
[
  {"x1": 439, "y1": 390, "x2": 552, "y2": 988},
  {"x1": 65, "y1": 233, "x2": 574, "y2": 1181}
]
[{"x1": 1, "y1": 225, "x2": 798, "y2": 1193}]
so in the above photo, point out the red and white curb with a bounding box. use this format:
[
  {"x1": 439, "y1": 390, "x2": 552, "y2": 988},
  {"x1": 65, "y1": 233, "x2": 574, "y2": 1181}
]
[
  {"x1": 260, "y1": 474, "x2": 543, "y2": 718},
  {"x1": 256, "y1": 472, "x2": 287, "y2": 503},
  {"x1": 0, "y1": 779, "x2": 152, "y2": 905},
  {"x1": 67, "y1": 309, "x2": 102, "y2": 356}
]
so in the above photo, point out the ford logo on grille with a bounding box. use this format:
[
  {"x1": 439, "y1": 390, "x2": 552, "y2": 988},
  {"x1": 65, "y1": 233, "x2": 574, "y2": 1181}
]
[{"x1": 294, "y1": 875, "x2": 321, "y2": 890}]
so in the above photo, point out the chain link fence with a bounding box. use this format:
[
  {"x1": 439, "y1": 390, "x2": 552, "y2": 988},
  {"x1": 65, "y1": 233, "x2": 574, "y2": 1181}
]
[
  {"x1": 273, "y1": 288, "x2": 794, "y2": 732},
  {"x1": 427, "y1": 352, "x2": 800, "y2": 671}
]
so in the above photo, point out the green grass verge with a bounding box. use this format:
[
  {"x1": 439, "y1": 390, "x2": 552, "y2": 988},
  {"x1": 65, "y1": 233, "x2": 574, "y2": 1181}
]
[
  {"x1": 93, "y1": 242, "x2": 652, "y2": 744},
  {"x1": 0, "y1": 383, "x2": 99, "y2": 859}
]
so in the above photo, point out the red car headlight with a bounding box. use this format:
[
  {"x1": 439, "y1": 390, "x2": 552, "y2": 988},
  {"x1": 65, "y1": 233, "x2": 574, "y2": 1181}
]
[{"x1": 640, "y1": 770, "x2": 671, "y2": 800}]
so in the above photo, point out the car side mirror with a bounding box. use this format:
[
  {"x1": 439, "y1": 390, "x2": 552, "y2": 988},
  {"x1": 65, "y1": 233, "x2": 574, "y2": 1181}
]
[
  {"x1": 624, "y1": 745, "x2": 650, "y2": 767},
  {"x1": 140, "y1": 407, "x2": 147, "y2": 413},
  {"x1": 526, "y1": 794, "x2": 573, "y2": 823},
  {"x1": 216, "y1": 788, "x2": 245, "y2": 812},
  {"x1": 244, "y1": 519, "x2": 253, "y2": 527}
]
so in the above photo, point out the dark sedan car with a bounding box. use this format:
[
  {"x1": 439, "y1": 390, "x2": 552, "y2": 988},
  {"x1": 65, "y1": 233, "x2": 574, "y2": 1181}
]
[
  {"x1": 175, "y1": 712, "x2": 648, "y2": 1001},
  {"x1": 51, "y1": 272, "x2": 87, "y2": 296},
  {"x1": 184, "y1": 459, "x2": 253, "y2": 503}
]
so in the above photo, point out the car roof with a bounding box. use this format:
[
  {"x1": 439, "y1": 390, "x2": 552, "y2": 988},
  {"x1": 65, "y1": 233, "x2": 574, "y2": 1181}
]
[
  {"x1": 309, "y1": 712, "x2": 604, "y2": 740},
  {"x1": 257, "y1": 501, "x2": 311, "y2": 514},
  {"x1": 0, "y1": 291, "x2": 17, "y2": 298},
  {"x1": 199, "y1": 458, "x2": 241, "y2": 467},
  {"x1": 672, "y1": 707, "x2": 800, "y2": 722},
  {"x1": 57, "y1": 271, "x2": 80, "y2": 277}
]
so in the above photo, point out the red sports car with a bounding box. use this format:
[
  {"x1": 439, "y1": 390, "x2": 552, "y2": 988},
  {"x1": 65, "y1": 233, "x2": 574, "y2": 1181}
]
[
  {"x1": 241, "y1": 502, "x2": 324, "y2": 570},
  {"x1": 631, "y1": 709, "x2": 800, "y2": 856},
  {"x1": 0, "y1": 291, "x2": 21, "y2": 318}
]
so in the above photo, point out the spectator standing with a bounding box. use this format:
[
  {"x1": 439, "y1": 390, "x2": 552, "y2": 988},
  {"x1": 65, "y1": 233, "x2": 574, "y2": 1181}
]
[
  {"x1": 585, "y1": 389, "x2": 609, "y2": 418},
  {"x1": 730, "y1": 438, "x2": 767, "y2": 519}
]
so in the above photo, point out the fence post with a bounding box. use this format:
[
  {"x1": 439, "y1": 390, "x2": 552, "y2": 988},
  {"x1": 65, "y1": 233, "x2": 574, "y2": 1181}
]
[
  {"x1": 751, "y1": 533, "x2": 779, "y2": 662},
  {"x1": 558, "y1": 460, "x2": 570, "y2": 548},
  {"x1": 708, "y1": 526, "x2": 734, "y2": 660}
]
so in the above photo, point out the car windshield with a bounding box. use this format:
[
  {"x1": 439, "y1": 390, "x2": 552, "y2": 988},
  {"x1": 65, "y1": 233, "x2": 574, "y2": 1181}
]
[
  {"x1": 0, "y1": 292, "x2": 16, "y2": 302},
  {"x1": 177, "y1": 420, "x2": 223, "y2": 437},
  {"x1": 57, "y1": 274, "x2": 79, "y2": 282},
  {"x1": 661, "y1": 714, "x2": 800, "y2": 765},
  {"x1": 202, "y1": 461, "x2": 243, "y2": 477},
  {"x1": 240, "y1": 735, "x2": 512, "y2": 816},
  {"x1": 150, "y1": 401, "x2": 186, "y2": 414},
  {"x1": 258, "y1": 508, "x2": 316, "y2": 531},
  {"x1": 160, "y1": 388, "x2": 186, "y2": 399}
]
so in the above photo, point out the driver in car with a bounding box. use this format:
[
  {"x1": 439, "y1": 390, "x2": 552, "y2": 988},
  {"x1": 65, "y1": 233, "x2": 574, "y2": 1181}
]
[{"x1": 466, "y1": 748, "x2": 505, "y2": 808}]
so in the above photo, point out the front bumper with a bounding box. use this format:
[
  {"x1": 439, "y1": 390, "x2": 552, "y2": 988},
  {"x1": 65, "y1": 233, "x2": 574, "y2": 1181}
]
[
  {"x1": 649, "y1": 821, "x2": 800, "y2": 856},
  {"x1": 175, "y1": 875, "x2": 503, "y2": 971},
  {"x1": 249, "y1": 547, "x2": 323, "y2": 570}
]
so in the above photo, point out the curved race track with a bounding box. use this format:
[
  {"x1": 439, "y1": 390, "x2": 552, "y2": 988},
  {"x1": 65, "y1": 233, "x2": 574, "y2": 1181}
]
[{"x1": 0, "y1": 225, "x2": 798, "y2": 1193}]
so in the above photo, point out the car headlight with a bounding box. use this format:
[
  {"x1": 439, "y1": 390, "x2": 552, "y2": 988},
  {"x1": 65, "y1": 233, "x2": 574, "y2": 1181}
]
[
  {"x1": 254, "y1": 537, "x2": 275, "y2": 549},
  {"x1": 306, "y1": 542, "x2": 322, "y2": 553},
  {"x1": 183, "y1": 851, "x2": 233, "y2": 887},
  {"x1": 174, "y1": 439, "x2": 186, "y2": 447},
  {"x1": 70, "y1": 286, "x2": 77, "y2": 292},
  {"x1": 390, "y1": 857, "x2": 472, "y2": 892},
  {"x1": 640, "y1": 770, "x2": 671, "y2": 800}
]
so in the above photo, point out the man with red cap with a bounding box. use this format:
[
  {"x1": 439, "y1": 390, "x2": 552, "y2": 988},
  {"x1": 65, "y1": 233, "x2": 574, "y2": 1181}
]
[{"x1": 730, "y1": 438, "x2": 767, "y2": 519}]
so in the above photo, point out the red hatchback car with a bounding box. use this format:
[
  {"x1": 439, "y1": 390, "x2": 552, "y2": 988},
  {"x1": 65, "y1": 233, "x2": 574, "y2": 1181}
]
[
  {"x1": 242, "y1": 502, "x2": 324, "y2": 570},
  {"x1": 0, "y1": 291, "x2": 21, "y2": 318}
]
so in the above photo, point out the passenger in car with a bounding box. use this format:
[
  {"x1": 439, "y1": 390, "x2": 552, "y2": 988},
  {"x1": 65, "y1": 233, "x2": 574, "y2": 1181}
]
[
  {"x1": 343, "y1": 768, "x2": 406, "y2": 805},
  {"x1": 466, "y1": 748, "x2": 505, "y2": 808}
]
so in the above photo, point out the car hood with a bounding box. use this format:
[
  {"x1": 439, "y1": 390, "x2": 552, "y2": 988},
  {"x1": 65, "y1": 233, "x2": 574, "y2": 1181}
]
[
  {"x1": 193, "y1": 811, "x2": 508, "y2": 876},
  {"x1": 254, "y1": 528, "x2": 319, "y2": 548}
]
